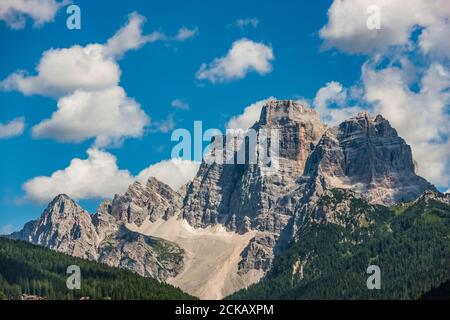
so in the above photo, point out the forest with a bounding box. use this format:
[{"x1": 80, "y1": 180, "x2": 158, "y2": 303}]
[
  {"x1": 230, "y1": 190, "x2": 450, "y2": 300},
  {"x1": 0, "y1": 237, "x2": 194, "y2": 300}
]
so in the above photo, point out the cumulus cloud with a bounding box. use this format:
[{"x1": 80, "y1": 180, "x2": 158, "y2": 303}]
[
  {"x1": 227, "y1": 97, "x2": 275, "y2": 130},
  {"x1": 196, "y1": 38, "x2": 274, "y2": 83},
  {"x1": 137, "y1": 159, "x2": 200, "y2": 191},
  {"x1": 1, "y1": 44, "x2": 121, "y2": 97},
  {"x1": 320, "y1": 0, "x2": 450, "y2": 58},
  {"x1": 32, "y1": 87, "x2": 150, "y2": 147},
  {"x1": 362, "y1": 61, "x2": 450, "y2": 186},
  {"x1": 313, "y1": 81, "x2": 363, "y2": 125},
  {"x1": 23, "y1": 149, "x2": 199, "y2": 202},
  {"x1": 316, "y1": 0, "x2": 450, "y2": 191},
  {"x1": 0, "y1": 117, "x2": 25, "y2": 139},
  {"x1": 1, "y1": 13, "x2": 155, "y2": 147},
  {"x1": 0, "y1": 0, "x2": 64, "y2": 29},
  {"x1": 175, "y1": 26, "x2": 199, "y2": 41},
  {"x1": 171, "y1": 99, "x2": 189, "y2": 110},
  {"x1": 23, "y1": 148, "x2": 134, "y2": 203}
]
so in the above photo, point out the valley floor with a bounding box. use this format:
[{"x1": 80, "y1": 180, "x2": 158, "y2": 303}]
[{"x1": 128, "y1": 217, "x2": 264, "y2": 299}]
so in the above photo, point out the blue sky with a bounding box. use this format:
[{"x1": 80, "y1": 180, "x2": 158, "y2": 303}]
[{"x1": 1, "y1": 0, "x2": 449, "y2": 233}]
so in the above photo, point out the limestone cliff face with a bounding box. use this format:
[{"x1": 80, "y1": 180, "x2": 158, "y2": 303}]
[
  {"x1": 182, "y1": 100, "x2": 327, "y2": 234},
  {"x1": 110, "y1": 177, "x2": 182, "y2": 227},
  {"x1": 303, "y1": 113, "x2": 434, "y2": 205},
  {"x1": 10, "y1": 195, "x2": 99, "y2": 260}
]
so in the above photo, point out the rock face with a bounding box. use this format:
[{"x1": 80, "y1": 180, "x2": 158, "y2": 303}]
[
  {"x1": 182, "y1": 100, "x2": 327, "y2": 234},
  {"x1": 10, "y1": 99, "x2": 437, "y2": 299},
  {"x1": 11, "y1": 195, "x2": 99, "y2": 260},
  {"x1": 110, "y1": 177, "x2": 182, "y2": 226},
  {"x1": 303, "y1": 112, "x2": 434, "y2": 204},
  {"x1": 11, "y1": 185, "x2": 185, "y2": 282}
]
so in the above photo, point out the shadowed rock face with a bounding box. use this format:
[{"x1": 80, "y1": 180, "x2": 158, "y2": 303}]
[
  {"x1": 303, "y1": 113, "x2": 434, "y2": 204},
  {"x1": 182, "y1": 100, "x2": 327, "y2": 234}
]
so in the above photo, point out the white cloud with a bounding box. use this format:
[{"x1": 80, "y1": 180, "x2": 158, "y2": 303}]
[
  {"x1": 320, "y1": 0, "x2": 450, "y2": 58},
  {"x1": 137, "y1": 159, "x2": 200, "y2": 191},
  {"x1": 235, "y1": 18, "x2": 259, "y2": 29},
  {"x1": 32, "y1": 87, "x2": 150, "y2": 147},
  {"x1": 1, "y1": 44, "x2": 121, "y2": 97},
  {"x1": 0, "y1": 0, "x2": 64, "y2": 29},
  {"x1": 104, "y1": 12, "x2": 162, "y2": 58},
  {"x1": 23, "y1": 148, "x2": 134, "y2": 203},
  {"x1": 196, "y1": 38, "x2": 274, "y2": 83},
  {"x1": 362, "y1": 61, "x2": 450, "y2": 187},
  {"x1": 227, "y1": 97, "x2": 275, "y2": 130},
  {"x1": 23, "y1": 149, "x2": 199, "y2": 202},
  {"x1": 0, "y1": 117, "x2": 25, "y2": 139},
  {"x1": 1, "y1": 12, "x2": 154, "y2": 147},
  {"x1": 171, "y1": 99, "x2": 189, "y2": 110},
  {"x1": 316, "y1": 0, "x2": 450, "y2": 191},
  {"x1": 313, "y1": 81, "x2": 363, "y2": 126},
  {"x1": 175, "y1": 26, "x2": 198, "y2": 41}
]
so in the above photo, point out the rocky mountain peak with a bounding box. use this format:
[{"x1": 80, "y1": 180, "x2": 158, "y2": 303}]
[
  {"x1": 258, "y1": 100, "x2": 323, "y2": 128},
  {"x1": 111, "y1": 177, "x2": 181, "y2": 227},
  {"x1": 304, "y1": 111, "x2": 433, "y2": 204},
  {"x1": 10, "y1": 193, "x2": 99, "y2": 260}
]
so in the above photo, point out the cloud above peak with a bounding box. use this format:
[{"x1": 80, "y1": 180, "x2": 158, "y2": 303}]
[
  {"x1": 23, "y1": 148, "x2": 199, "y2": 203},
  {"x1": 196, "y1": 38, "x2": 274, "y2": 83},
  {"x1": 320, "y1": 0, "x2": 450, "y2": 59}
]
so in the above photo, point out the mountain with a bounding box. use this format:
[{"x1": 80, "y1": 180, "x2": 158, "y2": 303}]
[
  {"x1": 11, "y1": 187, "x2": 185, "y2": 282},
  {"x1": 229, "y1": 190, "x2": 450, "y2": 299},
  {"x1": 0, "y1": 237, "x2": 194, "y2": 300},
  {"x1": 9, "y1": 99, "x2": 441, "y2": 299}
]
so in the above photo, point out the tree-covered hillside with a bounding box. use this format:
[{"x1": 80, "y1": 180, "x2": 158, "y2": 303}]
[
  {"x1": 0, "y1": 237, "x2": 195, "y2": 300},
  {"x1": 230, "y1": 190, "x2": 450, "y2": 300}
]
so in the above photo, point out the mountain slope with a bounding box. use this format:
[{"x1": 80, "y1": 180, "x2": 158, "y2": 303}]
[
  {"x1": 10, "y1": 193, "x2": 185, "y2": 282},
  {"x1": 0, "y1": 237, "x2": 194, "y2": 300},
  {"x1": 229, "y1": 190, "x2": 450, "y2": 299}
]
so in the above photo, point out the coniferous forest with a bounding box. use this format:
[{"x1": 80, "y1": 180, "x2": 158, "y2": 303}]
[
  {"x1": 229, "y1": 191, "x2": 450, "y2": 300},
  {"x1": 0, "y1": 237, "x2": 195, "y2": 300}
]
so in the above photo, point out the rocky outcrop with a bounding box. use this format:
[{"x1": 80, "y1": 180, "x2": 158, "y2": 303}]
[
  {"x1": 98, "y1": 226, "x2": 184, "y2": 280},
  {"x1": 10, "y1": 194, "x2": 99, "y2": 260},
  {"x1": 110, "y1": 177, "x2": 182, "y2": 227},
  {"x1": 10, "y1": 186, "x2": 185, "y2": 282},
  {"x1": 182, "y1": 100, "x2": 327, "y2": 234},
  {"x1": 303, "y1": 112, "x2": 434, "y2": 205}
]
